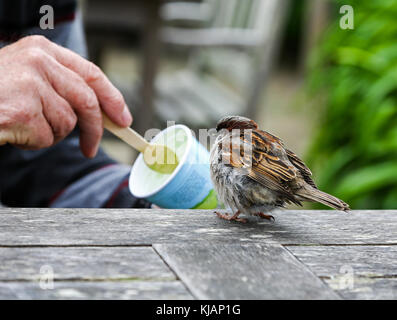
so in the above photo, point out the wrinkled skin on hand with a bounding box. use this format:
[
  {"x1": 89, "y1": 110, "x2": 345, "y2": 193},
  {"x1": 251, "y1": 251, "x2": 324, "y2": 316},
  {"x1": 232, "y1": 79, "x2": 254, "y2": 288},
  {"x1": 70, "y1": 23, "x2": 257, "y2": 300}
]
[{"x1": 0, "y1": 35, "x2": 133, "y2": 158}]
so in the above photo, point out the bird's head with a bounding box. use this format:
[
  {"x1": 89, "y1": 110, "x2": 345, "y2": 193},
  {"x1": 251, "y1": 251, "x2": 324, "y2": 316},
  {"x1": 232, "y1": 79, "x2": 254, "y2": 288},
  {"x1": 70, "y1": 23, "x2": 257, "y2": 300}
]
[{"x1": 215, "y1": 116, "x2": 258, "y2": 132}]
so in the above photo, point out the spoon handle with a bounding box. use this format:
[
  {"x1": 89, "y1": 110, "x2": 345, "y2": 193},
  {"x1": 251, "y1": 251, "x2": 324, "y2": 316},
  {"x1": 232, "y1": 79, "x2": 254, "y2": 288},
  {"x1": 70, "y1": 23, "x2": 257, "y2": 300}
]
[{"x1": 102, "y1": 112, "x2": 149, "y2": 153}]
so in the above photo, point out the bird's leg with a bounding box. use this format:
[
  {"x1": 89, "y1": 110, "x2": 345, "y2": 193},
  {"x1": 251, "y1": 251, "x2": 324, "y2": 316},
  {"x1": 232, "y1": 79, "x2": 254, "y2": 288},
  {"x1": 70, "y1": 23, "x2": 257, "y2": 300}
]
[
  {"x1": 215, "y1": 210, "x2": 247, "y2": 223},
  {"x1": 215, "y1": 211, "x2": 229, "y2": 219},
  {"x1": 255, "y1": 212, "x2": 275, "y2": 222},
  {"x1": 230, "y1": 211, "x2": 248, "y2": 223}
]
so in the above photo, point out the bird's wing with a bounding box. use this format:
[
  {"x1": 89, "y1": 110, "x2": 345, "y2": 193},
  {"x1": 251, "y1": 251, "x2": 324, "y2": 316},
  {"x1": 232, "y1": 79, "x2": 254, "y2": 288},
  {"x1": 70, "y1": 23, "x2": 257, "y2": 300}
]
[
  {"x1": 248, "y1": 130, "x2": 301, "y2": 204},
  {"x1": 285, "y1": 149, "x2": 317, "y2": 189},
  {"x1": 219, "y1": 129, "x2": 301, "y2": 205}
]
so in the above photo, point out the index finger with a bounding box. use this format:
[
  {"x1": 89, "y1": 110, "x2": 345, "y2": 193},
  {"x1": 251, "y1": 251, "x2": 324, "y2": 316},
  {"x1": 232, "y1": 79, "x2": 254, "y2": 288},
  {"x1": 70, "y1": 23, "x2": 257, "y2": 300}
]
[{"x1": 46, "y1": 40, "x2": 133, "y2": 128}]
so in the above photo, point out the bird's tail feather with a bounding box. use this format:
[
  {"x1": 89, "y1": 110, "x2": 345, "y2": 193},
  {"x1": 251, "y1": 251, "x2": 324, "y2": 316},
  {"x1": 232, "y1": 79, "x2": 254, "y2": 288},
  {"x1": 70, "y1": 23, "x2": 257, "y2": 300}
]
[{"x1": 297, "y1": 187, "x2": 350, "y2": 211}]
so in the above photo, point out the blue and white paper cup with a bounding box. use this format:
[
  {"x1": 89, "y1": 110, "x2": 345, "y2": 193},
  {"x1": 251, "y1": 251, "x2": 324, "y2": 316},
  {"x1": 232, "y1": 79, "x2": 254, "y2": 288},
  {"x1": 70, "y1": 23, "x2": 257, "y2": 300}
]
[{"x1": 129, "y1": 125, "x2": 217, "y2": 209}]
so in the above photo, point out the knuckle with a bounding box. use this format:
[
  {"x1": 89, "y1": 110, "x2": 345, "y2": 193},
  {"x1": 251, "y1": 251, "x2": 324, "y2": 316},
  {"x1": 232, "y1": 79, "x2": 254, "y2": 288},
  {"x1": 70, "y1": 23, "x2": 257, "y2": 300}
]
[
  {"x1": 50, "y1": 103, "x2": 77, "y2": 138},
  {"x1": 54, "y1": 117, "x2": 75, "y2": 139},
  {"x1": 66, "y1": 112, "x2": 78, "y2": 132},
  {"x1": 23, "y1": 47, "x2": 46, "y2": 66},
  {"x1": 17, "y1": 71, "x2": 37, "y2": 89},
  {"x1": 36, "y1": 129, "x2": 54, "y2": 148},
  {"x1": 85, "y1": 62, "x2": 102, "y2": 83},
  {"x1": 42, "y1": 135, "x2": 54, "y2": 148},
  {"x1": 102, "y1": 89, "x2": 125, "y2": 114},
  {"x1": 90, "y1": 113, "x2": 103, "y2": 136},
  {"x1": 23, "y1": 35, "x2": 48, "y2": 47},
  {"x1": 82, "y1": 87, "x2": 99, "y2": 112},
  {"x1": 62, "y1": 112, "x2": 77, "y2": 135},
  {"x1": 13, "y1": 106, "x2": 33, "y2": 124},
  {"x1": 109, "y1": 90, "x2": 125, "y2": 108}
]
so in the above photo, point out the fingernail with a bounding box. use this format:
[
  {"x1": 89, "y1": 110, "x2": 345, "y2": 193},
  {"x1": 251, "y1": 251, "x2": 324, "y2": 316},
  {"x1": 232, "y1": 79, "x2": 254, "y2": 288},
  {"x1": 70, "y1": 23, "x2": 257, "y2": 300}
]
[{"x1": 121, "y1": 106, "x2": 133, "y2": 126}]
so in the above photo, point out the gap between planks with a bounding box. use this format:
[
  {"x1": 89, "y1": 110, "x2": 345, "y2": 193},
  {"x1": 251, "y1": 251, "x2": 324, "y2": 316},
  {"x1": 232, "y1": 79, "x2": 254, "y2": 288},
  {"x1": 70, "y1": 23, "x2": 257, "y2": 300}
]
[
  {"x1": 152, "y1": 245, "x2": 198, "y2": 299},
  {"x1": 0, "y1": 244, "x2": 152, "y2": 248},
  {"x1": 284, "y1": 243, "x2": 397, "y2": 247},
  {"x1": 1, "y1": 243, "x2": 397, "y2": 248},
  {"x1": 0, "y1": 277, "x2": 177, "y2": 283},
  {"x1": 320, "y1": 275, "x2": 397, "y2": 280}
]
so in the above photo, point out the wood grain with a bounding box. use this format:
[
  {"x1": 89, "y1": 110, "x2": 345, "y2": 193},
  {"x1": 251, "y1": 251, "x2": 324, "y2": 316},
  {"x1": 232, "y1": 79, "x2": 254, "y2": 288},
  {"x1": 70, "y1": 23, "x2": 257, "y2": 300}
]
[
  {"x1": 154, "y1": 243, "x2": 340, "y2": 299},
  {"x1": 0, "y1": 208, "x2": 396, "y2": 245},
  {"x1": 287, "y1": 245, "x2": 397, "y2": 300},
  {"x1": 0, "y1": 281, "x2": 193, "y2": 300},
  {"x1": 0, "y1": 247, "x2": 175, "y2": 281}
]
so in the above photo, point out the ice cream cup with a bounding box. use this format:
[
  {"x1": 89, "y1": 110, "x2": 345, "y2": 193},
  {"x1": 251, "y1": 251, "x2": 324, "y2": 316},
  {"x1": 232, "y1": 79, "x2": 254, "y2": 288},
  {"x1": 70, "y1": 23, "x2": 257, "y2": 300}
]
[{"x1": 129, "y1": 124, "x2": 217, "y2": 209}]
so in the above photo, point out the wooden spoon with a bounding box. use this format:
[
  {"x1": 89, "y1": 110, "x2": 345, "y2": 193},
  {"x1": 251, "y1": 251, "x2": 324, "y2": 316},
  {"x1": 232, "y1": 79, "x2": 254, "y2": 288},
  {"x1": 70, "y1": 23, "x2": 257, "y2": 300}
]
[{"x1": 102, "y1": 113, "x2": 178, "y2": 174}]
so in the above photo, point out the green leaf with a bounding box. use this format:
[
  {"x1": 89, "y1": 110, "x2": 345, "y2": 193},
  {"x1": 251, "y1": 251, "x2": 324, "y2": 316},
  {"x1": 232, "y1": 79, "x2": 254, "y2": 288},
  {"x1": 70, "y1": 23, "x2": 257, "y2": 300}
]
[{"x1": 334, "y1": 162, "x2": 397, "y2": 199}]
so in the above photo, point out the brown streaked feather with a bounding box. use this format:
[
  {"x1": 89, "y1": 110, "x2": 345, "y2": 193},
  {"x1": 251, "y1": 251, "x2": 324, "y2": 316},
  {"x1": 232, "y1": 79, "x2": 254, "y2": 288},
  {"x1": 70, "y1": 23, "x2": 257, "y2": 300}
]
[
  {"x1": 286, "y1": 149, "x2": 317, "y2": 189},
  {"x1": 229, "y1": 129, "x2": 302, "y2": 205},
  {"x1": 248, "y1": 168, "x2": 301, "y2": 206},
  {"x1": 250, "y1": 130, "x2": 296, "y2": 183},
  {"x1": 253, "y1": 129, "x2": 316, "y2": 190},
  {"x1": 296, "y1": 186, "x2": 350, "y2": 211},
  {"x1": 248, "y1": 163, "x2": 301, "y2": 206}
]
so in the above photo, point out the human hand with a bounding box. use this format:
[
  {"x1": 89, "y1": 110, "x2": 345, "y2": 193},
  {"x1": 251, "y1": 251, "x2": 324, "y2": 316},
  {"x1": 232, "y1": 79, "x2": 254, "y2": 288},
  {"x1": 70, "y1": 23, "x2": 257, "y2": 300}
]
[{"x1": 0, "y1": 35, "x2": 132, "y2": 157}]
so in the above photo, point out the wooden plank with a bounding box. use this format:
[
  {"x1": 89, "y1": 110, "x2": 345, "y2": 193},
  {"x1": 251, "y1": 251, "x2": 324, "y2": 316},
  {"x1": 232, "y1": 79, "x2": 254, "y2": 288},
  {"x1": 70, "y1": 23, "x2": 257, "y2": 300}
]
[
  {"x1": 0, "y1": 209, "x2": 396, "y2": 245},
  {"x1": 288, "y1": 245, "x2": 397, "y2": 277},
  {"x1": 287, "y1": 245, "x2": 397, "y2": 300},
  {"x1": 0, "y1": 281, "x2": 193, "y2": 300},
  {"x1": 0, "y1": 247, "x2": 175, "y2": 281},
  {"x1": 153, "y1": 243, "x2": 340, "y2": 299},
  {"x1": 325, "y1": 278, "x2": 397, "y2": 300}
]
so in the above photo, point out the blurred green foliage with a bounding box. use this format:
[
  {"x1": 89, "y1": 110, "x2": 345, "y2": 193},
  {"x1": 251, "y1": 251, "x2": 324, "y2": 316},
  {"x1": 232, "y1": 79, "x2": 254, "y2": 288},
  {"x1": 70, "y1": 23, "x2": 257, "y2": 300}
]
[{"x1": 306, "y1": 0, "x2": 397, "y2": 209}]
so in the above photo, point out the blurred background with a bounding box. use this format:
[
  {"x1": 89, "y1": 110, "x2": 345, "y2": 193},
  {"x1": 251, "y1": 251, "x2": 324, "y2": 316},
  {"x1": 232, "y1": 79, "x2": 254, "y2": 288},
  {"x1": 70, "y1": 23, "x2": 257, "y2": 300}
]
[{"x1": 81, "y1": 0, "x2": 397, "y2": 210}]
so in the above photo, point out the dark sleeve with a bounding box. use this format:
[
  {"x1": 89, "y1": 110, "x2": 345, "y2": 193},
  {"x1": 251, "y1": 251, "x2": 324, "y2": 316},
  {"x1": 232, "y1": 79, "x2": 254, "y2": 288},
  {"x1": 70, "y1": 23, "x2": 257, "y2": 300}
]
[
  {"x1": 0, "y1": 0, "x2": 77, "y2": 36},
  {"x1": 0, "y1": 128, "x2": 149, "y2": 208}
]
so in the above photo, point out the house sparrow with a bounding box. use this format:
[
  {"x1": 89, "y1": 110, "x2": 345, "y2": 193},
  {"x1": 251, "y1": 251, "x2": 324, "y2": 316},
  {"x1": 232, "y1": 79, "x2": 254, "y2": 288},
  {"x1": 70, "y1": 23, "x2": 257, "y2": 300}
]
[{"x1": 210, "y1": 116, "x2": 349, "y2": 223}]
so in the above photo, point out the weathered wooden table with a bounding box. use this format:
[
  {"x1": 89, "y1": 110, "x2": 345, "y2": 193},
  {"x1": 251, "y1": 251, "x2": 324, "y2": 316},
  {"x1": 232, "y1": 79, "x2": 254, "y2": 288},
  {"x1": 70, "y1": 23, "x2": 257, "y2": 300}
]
[{"x1": 0, "y1": 208, "x2": 396, "y2": 299}]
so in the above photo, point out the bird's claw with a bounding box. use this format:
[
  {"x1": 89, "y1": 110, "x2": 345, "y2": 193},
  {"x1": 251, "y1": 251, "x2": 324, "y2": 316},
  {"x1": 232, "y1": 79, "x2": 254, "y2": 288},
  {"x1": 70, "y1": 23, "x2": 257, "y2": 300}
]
[
  {"x1": 256, "y1": 212, "x2": 275, "y2": 222},
  {"x1": 214, "y1": 211, "x2": 247, "y2": 223},
  {"x1": 215, "y1": 211, "x2": 229, "y2": 219}
]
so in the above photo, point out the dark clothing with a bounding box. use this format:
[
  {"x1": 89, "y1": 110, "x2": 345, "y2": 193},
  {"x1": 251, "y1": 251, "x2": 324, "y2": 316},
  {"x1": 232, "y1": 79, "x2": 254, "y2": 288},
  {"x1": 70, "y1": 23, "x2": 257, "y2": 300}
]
[
  {"x1": 0, "y1": 0, "x2": 77, "y2": 41},
  {"x1": 0, "y1": 130, "x2": 110, "y2": 207}
]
